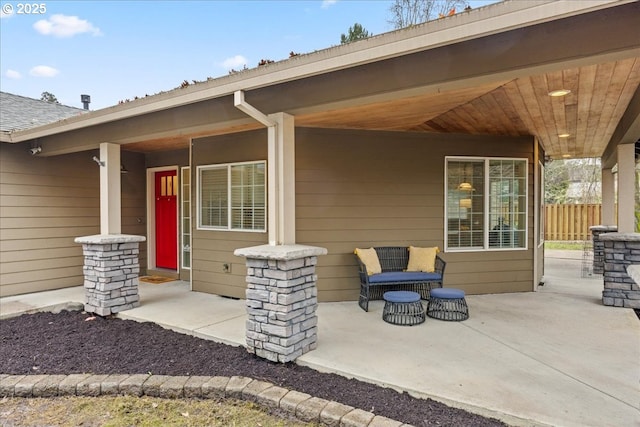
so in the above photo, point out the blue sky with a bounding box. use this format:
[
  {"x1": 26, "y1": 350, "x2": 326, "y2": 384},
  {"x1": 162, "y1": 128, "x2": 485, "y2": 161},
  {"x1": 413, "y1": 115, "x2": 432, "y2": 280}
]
[{"x1": 1, "y1": 0, "x2": 496, "y2": 110}]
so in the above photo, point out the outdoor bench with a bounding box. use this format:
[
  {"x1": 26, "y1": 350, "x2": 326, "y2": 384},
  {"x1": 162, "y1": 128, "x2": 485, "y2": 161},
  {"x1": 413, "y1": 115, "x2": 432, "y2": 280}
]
[{"x1": 355, "y1": 246, "x2": 446, "y2": 312}]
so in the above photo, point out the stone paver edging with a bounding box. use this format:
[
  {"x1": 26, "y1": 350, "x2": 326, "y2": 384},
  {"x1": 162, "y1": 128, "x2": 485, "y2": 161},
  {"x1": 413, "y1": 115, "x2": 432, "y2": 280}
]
[{"x1": 0, "y1": 374, "x2": 412, "y2": 427}]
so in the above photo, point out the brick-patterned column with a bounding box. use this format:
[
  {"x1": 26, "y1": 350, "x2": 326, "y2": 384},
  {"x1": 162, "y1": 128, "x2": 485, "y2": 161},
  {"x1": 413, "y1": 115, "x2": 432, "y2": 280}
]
[
  {"x1": 234, "y1": 245, "x2": 327, "y2": 363},
  {"x1": 75, "y1": 234, "x2": 146, "y2": 316},
  {"x1": 590, "y1": 225, "x2": 617, "y2": 275},
  {"x1": 600, "y1": 232, "x2": 640, "y2": 309}
]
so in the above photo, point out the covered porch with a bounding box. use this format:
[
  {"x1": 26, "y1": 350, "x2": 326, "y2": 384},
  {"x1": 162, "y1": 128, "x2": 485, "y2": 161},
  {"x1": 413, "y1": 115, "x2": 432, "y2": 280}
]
[
  {"x1": 2, "y1": 1, "x2": 638, "y2": 304},
  {"x1": 2, "y1": 250, "x2": 638, "y2": 427}
]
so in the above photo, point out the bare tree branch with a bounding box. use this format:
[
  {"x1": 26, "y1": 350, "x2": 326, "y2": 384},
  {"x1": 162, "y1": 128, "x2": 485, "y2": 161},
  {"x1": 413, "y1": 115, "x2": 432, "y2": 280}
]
[{"x1": 388, "y1": 0, "x2": 470, "y2": 28}]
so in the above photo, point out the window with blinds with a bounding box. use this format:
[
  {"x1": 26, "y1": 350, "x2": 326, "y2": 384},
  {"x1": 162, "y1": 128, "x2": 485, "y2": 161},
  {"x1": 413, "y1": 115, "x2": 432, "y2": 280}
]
[
  {"x1": 198, "y1": 161, "x2": 266, "y2": 231},
  {"x1": 446, "y1": 159, "x2": 485, "y2": 249},
  {"x1": 231, "y1": 162, "x2": 265, "y2": 230},
  {"x1": 445, "y1": 157, "x2": 527, "y2": 251}
]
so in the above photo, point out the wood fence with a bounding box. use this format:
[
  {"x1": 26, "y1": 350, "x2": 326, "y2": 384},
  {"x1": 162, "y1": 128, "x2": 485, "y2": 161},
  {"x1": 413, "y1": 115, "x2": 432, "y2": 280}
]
[{"x1": 544, "y1": 204, "x2": 602, "y2": 241}]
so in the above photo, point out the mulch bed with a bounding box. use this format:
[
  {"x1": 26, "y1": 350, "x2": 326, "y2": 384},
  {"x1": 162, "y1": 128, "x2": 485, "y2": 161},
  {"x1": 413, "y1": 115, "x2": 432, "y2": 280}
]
[{"x1": 0, "y1": 310, "x2": 508, "y2": 426}]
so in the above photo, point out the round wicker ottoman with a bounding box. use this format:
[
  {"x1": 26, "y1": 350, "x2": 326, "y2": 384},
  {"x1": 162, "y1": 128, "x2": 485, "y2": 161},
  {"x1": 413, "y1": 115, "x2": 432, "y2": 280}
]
[
  {"x1": 427, "y1": 288, "x2": 469, "y2": 321},
  {"x1": 382, "y1": 291, "x2": 426, "y2": 326}
]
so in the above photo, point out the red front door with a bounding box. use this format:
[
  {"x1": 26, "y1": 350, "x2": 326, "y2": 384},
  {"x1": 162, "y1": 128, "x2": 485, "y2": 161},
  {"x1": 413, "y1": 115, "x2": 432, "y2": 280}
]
[{"x1": 155, "y1": 170, "x2": 177, "y2": 270}]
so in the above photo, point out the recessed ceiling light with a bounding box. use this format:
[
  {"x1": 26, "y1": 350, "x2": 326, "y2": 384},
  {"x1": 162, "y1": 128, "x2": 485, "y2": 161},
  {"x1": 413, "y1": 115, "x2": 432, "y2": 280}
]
[
  {"x1": 558, "y1": 133, "x2": 570, "y2": 138},
  {"x1": 548, "y1": 89, "x2": 571, "y2": 97},
  {"x1": 562, "y1": 154, "x2": 571, "y2": 158}
]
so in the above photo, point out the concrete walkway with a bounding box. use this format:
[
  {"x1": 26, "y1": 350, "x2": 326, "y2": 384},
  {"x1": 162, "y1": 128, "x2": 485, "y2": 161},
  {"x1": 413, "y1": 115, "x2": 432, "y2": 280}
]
[{"x1": 1, "y1": 251, "x2": 638, "y2": 427}]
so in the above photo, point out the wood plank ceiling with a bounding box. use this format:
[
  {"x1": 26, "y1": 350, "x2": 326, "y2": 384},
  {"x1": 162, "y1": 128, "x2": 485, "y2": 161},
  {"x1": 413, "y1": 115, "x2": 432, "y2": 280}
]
[
  {"x1": 126, "y1": 57, "x2": 640, "y2": 160},
  {"x1": 297, "y1": 57, "x2": 640, "y2": 160}
]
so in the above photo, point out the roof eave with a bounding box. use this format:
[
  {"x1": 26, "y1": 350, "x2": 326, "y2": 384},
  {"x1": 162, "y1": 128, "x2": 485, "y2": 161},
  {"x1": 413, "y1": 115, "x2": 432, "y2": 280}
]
[
  {"x1": 1, "y1": 0, "x2": 627, "y2": 144},
  {"x1": 0, "y1": 132, "x2": 13, "y2": 143}
]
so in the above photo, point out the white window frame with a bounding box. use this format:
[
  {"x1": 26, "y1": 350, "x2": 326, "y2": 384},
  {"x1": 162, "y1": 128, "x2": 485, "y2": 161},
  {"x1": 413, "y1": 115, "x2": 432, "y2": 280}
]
[
  {"x1": 197, "y1": 161, "x2": 266, "y2": 232},
  {"x1": 181, "y1": 166, "x2": 191, "y2": 269},
  {"x1": 445, "y1": 156, "x2": 528, "y2": 252}
]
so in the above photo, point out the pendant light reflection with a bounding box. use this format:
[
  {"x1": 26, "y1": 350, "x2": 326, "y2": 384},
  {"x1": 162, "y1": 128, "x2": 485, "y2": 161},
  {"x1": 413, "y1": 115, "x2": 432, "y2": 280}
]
[
  {"x1": 457, "y1": 182, "x2": 473, "y2": 191},
  {"x1": 458, "y1": 162, "x2": 474, "y2": 209},
  {"x1": 459, "y1": 198, "x2": 472, "y2": 209},
  {"x1": 457, "y1": 161, "x2": 475, "y2": 192}
]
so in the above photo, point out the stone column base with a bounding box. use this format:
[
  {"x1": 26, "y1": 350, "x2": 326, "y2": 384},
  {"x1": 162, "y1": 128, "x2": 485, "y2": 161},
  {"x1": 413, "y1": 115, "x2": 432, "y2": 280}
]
[
  {"x1": 590, "y1": 225, "x2": 617, "y2": 275},
  {"x1": 75, "y1": 234, "x2": 146, "y2": 316},
  {"x1": 600, "y1": 232, "x2": 640, "y2": 308},
  {"x1": 235, "y1": 244, "x2": 328, "y2": 363}
]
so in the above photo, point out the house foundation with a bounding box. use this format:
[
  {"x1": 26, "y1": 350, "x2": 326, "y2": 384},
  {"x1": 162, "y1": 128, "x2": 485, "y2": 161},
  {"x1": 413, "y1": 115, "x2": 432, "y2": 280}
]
[
  {"x1": 235, "y1": 244, "x2": 328, "y2": 363},
  {"x1": 600, "y1": 232, "x2": 640, "y2": 309},
  {"x1": 590, "y1": 225, "x2": 618, "y2": 275},
  {"x1": 75, "y1": 234, "x2": 146, "y2": 316}
]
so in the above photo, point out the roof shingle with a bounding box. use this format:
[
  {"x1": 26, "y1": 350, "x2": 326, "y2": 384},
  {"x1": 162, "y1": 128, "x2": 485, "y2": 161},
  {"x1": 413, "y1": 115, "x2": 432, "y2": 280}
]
[{"x1": 0, "y1": 91, "x2": 86, "y2": 133}]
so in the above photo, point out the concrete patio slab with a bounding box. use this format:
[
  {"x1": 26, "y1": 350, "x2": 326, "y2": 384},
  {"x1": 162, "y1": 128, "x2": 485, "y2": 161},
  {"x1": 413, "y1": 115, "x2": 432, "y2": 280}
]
[
  {"x1": 0, "y1": 286, "x2": 84, "y2": 319},
  {"x1": 118, "y1": 281, "x2": 246, "y2": 347},
  {"x1": 1, "y1": 251, "x2": 638, "y2": 427}
]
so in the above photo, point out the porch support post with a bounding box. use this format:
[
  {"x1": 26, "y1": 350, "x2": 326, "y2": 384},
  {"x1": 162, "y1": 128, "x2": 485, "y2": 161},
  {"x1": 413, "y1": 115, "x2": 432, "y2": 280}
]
[
  {"x1": 100, "y1": 142, "x2": 122, "y2": 235},
  {"x1": 75, "y1": 142, "x2": 145, "y2": 316},
  {"x1": 617, "y1": 143, "x2": 635, "y2": 233},
  {"x1": 74, "y1": 234, "x2": 146, "y2": 316},
  {"x1": 235, "y1": 244, "x2": 327, "y2": 363},
  {"x1": 267, "y1": 112, "x2": 295, "y2": 245},
  {"x1": 234, "y1": 91, "x2": 296, "y2": 245},
  {"x1": 235, "y1": 92, "x2": 323, "y2": 363},
  {"x1": 590, "y1": 225, "x2": 617, "y2": 275},
  {"x1": 601, "y1": 167, "x2": 616, "y2": 226},
  {"x1": 600, "y1": 232, "x2": 640, "y2": 308}
]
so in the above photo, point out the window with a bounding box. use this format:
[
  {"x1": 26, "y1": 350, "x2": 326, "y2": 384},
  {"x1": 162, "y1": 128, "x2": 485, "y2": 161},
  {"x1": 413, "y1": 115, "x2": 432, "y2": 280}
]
[
  {"x1": 447, "y1": 159, "x2": 485, "y2": 248},
  {"x1": 181, "y1": 167, "x2": 191, "y2": 269},
  {"x1": 446, "y1": 157, "x2": 527, "y2": 251},
  {"x1": 198, "y1": 161, "x2": 266, "y2": 231}
]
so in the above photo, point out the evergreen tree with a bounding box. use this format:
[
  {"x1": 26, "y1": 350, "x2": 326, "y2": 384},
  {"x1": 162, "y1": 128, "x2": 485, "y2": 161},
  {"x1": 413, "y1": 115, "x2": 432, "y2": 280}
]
[
  {"x1": 40, "y1": 91, "x2": 59, "y2": 104},
  {"x1": 340, "y1": 23, "x2": 371, "y2": 44}
]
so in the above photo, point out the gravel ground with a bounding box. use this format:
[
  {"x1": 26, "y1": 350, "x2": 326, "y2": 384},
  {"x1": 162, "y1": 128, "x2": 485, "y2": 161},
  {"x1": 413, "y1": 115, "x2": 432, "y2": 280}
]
[{"x1": 0, "y1": 310, "x2": 508, "y2": 426}]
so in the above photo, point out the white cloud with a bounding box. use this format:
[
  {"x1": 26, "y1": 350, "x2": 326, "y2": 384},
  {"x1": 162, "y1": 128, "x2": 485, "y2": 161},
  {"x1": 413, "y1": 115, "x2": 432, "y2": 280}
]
[
  {"x1": 33, "y1": 14, "x2": 102, "y2": 38},
  {"x1": 6, "y1": 69, "x2": 22, "y2": 79},
  {"x1": 29, "y1": 65, "x2": 60, "y2": 77},
  {"x1": 221, "y1": 55, "x2": 248, "y2": 70},
  {"x1": 321, "y1": 0, "x2": 338, "y2": 9}
]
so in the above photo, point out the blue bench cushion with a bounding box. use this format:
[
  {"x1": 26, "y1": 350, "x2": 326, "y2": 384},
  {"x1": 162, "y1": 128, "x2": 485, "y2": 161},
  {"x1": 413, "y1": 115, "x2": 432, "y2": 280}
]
[
  {"x1": 431, "y1": 287, "x2": 465, "y2": 299},
  {"x1": 368, "y1": 271, "x2": 442, "y2": 284},
  {"x1": 383, "y1": 290, "x2": 421, "y2": 303}
]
